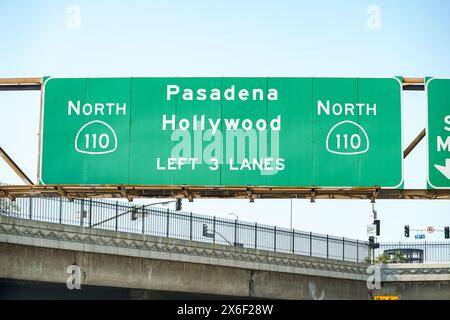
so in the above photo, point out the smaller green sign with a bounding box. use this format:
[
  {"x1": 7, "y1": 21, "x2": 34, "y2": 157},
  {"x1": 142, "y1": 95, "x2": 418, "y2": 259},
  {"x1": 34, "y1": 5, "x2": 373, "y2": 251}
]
[{"x1": 426, "y1": 78, "x2": 450, "y2": 189}]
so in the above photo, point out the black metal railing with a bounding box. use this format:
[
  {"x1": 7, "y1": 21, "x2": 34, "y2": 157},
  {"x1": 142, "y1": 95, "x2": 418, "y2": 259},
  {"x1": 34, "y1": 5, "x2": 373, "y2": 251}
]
[
  {"x1": 377, "y1": 242, "x2": 450, "y2": 263},
  {"x1": 0, "y1": 196, "x2": 370, "y2": 262}
]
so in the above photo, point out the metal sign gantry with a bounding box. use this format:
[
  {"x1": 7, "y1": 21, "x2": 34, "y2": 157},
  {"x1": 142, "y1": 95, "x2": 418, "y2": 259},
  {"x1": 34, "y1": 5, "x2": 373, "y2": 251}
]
[{"x1": 0, "y1": 77, "x2": 449, "y2": 202}]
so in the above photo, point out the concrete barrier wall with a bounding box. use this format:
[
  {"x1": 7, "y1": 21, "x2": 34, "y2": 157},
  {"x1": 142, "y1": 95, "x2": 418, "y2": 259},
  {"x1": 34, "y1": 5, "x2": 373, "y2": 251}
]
[
  {"x1": 0, "y1": 216, "x2": 370, "y2": 299},
  {"x1": 0, "y1": 242, "x2": 369, "y2": 299}
]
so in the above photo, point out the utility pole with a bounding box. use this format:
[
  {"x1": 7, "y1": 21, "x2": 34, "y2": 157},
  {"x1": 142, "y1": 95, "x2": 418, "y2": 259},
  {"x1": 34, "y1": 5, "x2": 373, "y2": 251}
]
[
  {"x1": 372, "y1": 202, "x2": 377, "y2": 261},
  {"x1": 368, "y1": 202, "x2": 380, "y2": 263}
]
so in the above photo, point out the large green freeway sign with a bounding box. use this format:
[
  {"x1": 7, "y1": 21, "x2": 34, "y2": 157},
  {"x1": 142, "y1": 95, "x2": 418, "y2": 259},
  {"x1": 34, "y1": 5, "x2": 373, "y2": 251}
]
[
  {"x1": 39, "y1": 77, "x2": 403, "y2": 188},
  {"x1": 426, "y1": 78, "x2": 450, "y2": 189}
]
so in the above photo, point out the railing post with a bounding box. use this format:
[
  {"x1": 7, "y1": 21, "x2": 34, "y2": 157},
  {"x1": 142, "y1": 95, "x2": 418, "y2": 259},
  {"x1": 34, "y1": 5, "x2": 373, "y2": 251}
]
[
  {"x1": 356, "y1": 240, "x2": 359, "y2": 262},
  {"x1": 28, "y1": 197, "x2": 32, "y2": 220},
  {"x1": 115, "y1": 201, "x2": 118, "y2": 231},
  {"x1": 274, "y1": 226, "x2": 277, "y2": 252},
  {"x1": 326, "y1": 235, "x2": 329, "y2": 259},
  {"x1": 254, "y1": 223, "x2": 257, "y2": 250},
  {"x1": 234, "y1": 219, "x2": 238, "y2": 245},
  {"x1": 292, "y1": 229, "x2": 295, "y2": 254},
  {"x1": 166, "y1": 208, "x2": 170, "y2": 238},
  {"x1": 424, "y1": 241, "x2": 427, "y2": 262},
  {"x1": 142, "y1": 207, "x2": 145, "y2": 234},
  {"x1": 80, "y1": 199, "x2": 84, "y2": 227},
  {"x1": 213, "y1": 216, "x2": 216, "y2": 244},
  {"x1": 342, "y1": 237, "x2": 345, "y2": 261},
  {"x1": 59, "y1": 198, "x2": 62, "y2": 224},
  {"x1": 310, "y1": 232, "x2": 313, "y2": 256},
  {"x1": 89, "y1": 198, "x2": 92, "y2": 228},
  {"x1": 189, "y1": 212, "x2": 193, "y2": 241}
]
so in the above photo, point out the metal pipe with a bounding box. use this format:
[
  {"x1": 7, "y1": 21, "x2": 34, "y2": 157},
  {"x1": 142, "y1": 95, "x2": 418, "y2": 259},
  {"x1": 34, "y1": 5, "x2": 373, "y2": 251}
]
[
  {"x1": 403, "y1": 77, "x2": 425, "y2": 84},
  {"x1": 0, "y1": 78, "x2": 42, "y2": 85},
  {"x1": 404, "y1": 129, "x2": 426, "y2": 158},
  {"x1": 0, "y1": 85, "x2": 41, "y2": 91},
  {"x1": 0, "y1": 78, "x2": 42, "y2": 91},
  {"x1": 402, "y1": 77, "x2": 425, "y2": 91},
  {"x1": 0, "y1": 147, "x2": 33, "y2": 185}
]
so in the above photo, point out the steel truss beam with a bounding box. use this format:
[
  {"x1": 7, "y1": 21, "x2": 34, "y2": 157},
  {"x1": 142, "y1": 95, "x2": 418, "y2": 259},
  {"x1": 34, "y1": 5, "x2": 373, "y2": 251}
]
[{"x1": 0, "y1": 185, "x2": 448, "y2": 201}]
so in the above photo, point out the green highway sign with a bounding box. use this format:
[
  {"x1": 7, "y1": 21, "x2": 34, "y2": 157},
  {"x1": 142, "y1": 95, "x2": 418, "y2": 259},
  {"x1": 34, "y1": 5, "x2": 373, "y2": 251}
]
[
  {"x1": 426, "y1": 78, "x2": 450, "y2": 189},
  {"x1": 39, "y1": 77, "x2": 403, "y2": 188}
]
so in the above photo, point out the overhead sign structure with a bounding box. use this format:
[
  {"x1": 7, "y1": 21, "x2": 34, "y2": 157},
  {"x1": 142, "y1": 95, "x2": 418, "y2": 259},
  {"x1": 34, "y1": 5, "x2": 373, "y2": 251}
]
[
  {"x1": 39, "y1": 77, "x2": 403, "y2": 187},
  {"x1": 426, "y1": 78, "x2": 450, "y2": 189}
]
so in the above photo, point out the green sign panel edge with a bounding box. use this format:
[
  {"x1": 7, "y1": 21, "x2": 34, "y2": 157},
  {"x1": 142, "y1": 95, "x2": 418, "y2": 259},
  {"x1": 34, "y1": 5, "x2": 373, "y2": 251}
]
[{"x1": 426, "y1": 77, "x2": 450, "y2": 189}]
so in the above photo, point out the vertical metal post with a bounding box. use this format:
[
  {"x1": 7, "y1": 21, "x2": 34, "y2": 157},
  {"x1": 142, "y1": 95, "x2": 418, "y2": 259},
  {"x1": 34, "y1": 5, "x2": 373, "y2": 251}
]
[
  {"x1": 234, "y1": 219, "x2": 238, "y2": 245},
  {"x1": 356, "y1": 240, "x2": 359, "y2": 262},
  {"x1": 142, "y1": 208, "x2": 145, "y2": 234},
  {"x1": 254, "y1": 223, "x2": 257, "y2": 250},
  {"x1": 290, "y1": 198, "x2": 293, "y2": 230},
  {"x1": 292, "y1": 229, "x2": 295, "y2": 254},
  {"x1": 326, "y1": 235, "x2": 329, "y2": 259},
  {"x1": 166, "y1": 208, "x2": 170, "y2": 238},
  {"x1": 369, "y1": 244, "x2": 375, "y2": 263},
  {"x1": 310, "y1": 232, "x2": 313, "y2": 256},
  {"x1": 189, "y1": 212, "x2": 193, "y2": 241},
  {"x1": 28, "y1": 197, "x2": 32, "y2": 220},
  {"x1": 343, "y1": 237, "x2": 345, "y2": 261},
  {"x1": 424, "y1": 241, "x2": 427, "y2": 262},
  {"x1": 59, "y1": 198, "x2": 62, "y2": 224},
  {"x1": 80, "y1": 199, "x2": 84, "y2": 227},
  {"x1": 274, "y1": 226, "x2": 277, "y2": 252},
  {"x1": 115, "y1": 201, "x2": 118, "y2": 231},
  {"x1": 89, "y1": 198, "x2": 92, "y2": 228},
  {"x1": 213, "y1": 216, "x2": 216, "y2": 244}
]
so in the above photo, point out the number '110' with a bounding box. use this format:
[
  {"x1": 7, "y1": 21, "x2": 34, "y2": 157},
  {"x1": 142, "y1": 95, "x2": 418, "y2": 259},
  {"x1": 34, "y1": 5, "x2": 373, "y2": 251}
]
[
  {"x1": 84, "y1": 133, "x2": 110, "y2": 149},
  {"x1": 336, "y1": 134, "x2": 361, "y2": 150}
]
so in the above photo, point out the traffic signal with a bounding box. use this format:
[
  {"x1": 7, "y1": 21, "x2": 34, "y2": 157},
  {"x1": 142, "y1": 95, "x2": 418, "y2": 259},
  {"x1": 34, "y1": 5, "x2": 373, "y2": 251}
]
[
  {"x1": 175, "y1": 198, "x2": 182, "y2": 211},
  {"x1": 445, "y1": 227, "x2": 449, "y2": 239},
  {"x1": 374, "y1": 219, "x2": 380, "y2": 236},
  {"x1": 404, "y1": 225, "x2": 410, "y2": 238},
  {"x1": 202, "y1": 224, "x2": 208, "y2": 237},
  {"x1": 368, "y1": 236, "x2": 380, "y2": 249},
  {"x1": 368, "y1": 236, "x2": 374, "y2": 248}
]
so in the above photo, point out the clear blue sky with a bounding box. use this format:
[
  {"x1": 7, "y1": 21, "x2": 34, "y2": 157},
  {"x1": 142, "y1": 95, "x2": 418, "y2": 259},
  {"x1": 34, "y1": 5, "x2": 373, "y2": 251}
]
[{"x1": 0, "y1": 0, "x2": 449, "y2": 241}]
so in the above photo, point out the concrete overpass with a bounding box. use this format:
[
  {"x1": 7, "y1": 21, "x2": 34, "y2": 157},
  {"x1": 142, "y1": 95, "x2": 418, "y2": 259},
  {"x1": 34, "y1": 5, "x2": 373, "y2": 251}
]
[
  {"x1": 0, "y1": 215, "x2": 449, "y2": 299},
  {"x1": 375, "y1": 263, "x2": 450, "y2": 299},
  {"x1": 0, "y1": 215, "x2": 370, "y2": 299}
]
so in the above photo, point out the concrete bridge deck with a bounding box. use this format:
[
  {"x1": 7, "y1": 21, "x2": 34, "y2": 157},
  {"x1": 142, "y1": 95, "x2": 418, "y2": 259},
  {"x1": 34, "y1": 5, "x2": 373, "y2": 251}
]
[{"x1": 1, "y1": 216, "x2": 449, "y2": 299}]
